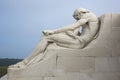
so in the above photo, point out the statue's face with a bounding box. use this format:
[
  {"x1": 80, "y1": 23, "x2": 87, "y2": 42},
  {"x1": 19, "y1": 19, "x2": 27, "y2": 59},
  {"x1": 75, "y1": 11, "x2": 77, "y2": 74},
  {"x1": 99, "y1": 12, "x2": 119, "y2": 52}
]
[{"x1": 73, "y1": 11, "x2": 81, "y2": 20}]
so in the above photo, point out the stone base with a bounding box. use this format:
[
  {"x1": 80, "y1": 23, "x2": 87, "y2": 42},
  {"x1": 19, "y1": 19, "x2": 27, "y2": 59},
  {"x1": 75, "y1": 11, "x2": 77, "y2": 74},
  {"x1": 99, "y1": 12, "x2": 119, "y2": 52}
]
[
  {"x1": 2, "y1": 72, "x2": 120, "y2": 80},
  {"x1": 44, "y1": 72, "x2": 120, "y2": 80}
]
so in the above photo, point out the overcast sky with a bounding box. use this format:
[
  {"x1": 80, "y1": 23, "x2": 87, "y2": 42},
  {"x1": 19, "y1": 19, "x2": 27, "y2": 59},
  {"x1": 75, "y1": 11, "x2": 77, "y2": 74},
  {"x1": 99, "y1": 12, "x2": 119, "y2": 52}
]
[{"x1": 0, "y1": 0, "x2": 120, "y2": 59}]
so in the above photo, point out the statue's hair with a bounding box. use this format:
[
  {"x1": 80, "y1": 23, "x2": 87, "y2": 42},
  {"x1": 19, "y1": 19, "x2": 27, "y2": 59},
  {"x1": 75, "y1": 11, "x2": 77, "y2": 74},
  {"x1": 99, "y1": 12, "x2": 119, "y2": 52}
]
[{"x1": 73, "y1": 8, "x2": 90, "y2": 15}]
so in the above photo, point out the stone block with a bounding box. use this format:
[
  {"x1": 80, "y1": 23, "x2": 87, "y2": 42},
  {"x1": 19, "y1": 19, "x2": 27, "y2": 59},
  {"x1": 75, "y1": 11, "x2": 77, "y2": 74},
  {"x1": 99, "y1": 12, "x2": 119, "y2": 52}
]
[
  {"x1": 96, "y1": 28, "x2": 112, "y2": 41},
  {"x1": 45, "y1": 72, "x2": 120, "y2": 80},
  {"x1": 8, "y1": 77, "x2": 43, "y2": 80},
  {"x1": 111, "y1": 27, "x2": 120, "y2": 40},
  {"x1": 95, "y1": 57, "x2": 110, "y2": 72},
  {"x1": 99, "y1": 14, "x2": 112, "y2": 28},
  {"x1": 65, "y1": 72, "x2": 80, "y2": 80},
  {"x1": 79, "y1": 73, "x2": 93, "y2": 80},
  {"x1": 44, "y1": 77, "x2": 56, "y2": 80},
  {"x1": 79, "y1": 72, "x2": 120, "y2": 80},
  {"x1": 8, "y1": 50, "x2": 57, "y2": 80},
  {"x1": 109, "y1": 57, "x2": 120, "y2": 72},
  {"x1": 112, "y1": 14, "x2": 120, "y2": 27},
  {"x1": 96, "y1": 14, "x2": 112, "y2": 41},
  {"x1": 112, "y1": 40, "x2": 120, "y2": 56},
  {"x1": 92, "y1": 72, "x2": 120, "y2": 80},
  {"x1": 57, "y1": 57, "x2": 94, "y2": 72},
  {"x1": 45, "y1": 72, "x2": 80, "y2": 80},
  {"x1": 95, "y1": 57, "x2": 120, "y2": 72}
]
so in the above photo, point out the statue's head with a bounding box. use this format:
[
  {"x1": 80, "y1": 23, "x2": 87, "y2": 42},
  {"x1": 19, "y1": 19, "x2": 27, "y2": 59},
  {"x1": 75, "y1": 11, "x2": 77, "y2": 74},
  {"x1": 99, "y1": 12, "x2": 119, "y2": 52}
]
[{"x1": 73, "y1": 8, "x2": 89, "y2": 20}]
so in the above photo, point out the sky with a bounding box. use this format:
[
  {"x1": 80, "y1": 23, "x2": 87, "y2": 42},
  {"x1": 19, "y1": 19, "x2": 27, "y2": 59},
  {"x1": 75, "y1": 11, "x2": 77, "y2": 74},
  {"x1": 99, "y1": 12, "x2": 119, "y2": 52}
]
[{"x1": 0, "y1": 0, "x2": 120, "y2": 59}]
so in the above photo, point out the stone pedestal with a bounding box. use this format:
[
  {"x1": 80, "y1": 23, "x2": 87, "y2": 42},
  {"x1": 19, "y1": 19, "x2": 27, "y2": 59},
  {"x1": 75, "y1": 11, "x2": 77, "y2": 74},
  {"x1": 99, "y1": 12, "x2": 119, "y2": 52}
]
[{"x1": 7, "y1": 14, "x2": 120, "y2": 80}]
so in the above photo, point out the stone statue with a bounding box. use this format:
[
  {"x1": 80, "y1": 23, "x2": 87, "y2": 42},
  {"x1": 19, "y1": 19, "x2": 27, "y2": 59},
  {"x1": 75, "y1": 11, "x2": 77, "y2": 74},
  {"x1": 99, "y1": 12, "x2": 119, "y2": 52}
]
[{"x1": 9, "y1": 8, "x2": 99, "y2": 68}]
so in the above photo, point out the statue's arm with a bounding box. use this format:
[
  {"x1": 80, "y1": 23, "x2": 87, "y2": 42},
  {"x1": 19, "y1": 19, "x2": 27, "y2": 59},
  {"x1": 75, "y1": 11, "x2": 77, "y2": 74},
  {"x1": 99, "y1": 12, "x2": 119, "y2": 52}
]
[
  {"x1": 43, "y1": 18, "x2": 89, "y2": 36},
  {"x1": 52, "y1": 19, "x2": 88, "y2": 34}
]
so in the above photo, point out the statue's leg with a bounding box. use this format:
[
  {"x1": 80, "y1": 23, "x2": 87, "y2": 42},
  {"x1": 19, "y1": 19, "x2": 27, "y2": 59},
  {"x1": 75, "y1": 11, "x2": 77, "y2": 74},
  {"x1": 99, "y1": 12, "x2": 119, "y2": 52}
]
[
  {"x1": 9, "y1": 35, "x2": 51, "y2": 68},
  {"x1": 24, "y1": 33, "x2": 80, "y2": 65},
  {"x1": 46, "y1": 33, "x2": 81, "y2": 48},
  {"x1": 23, "y1": 35, "x2": 51, "y2": 64}
]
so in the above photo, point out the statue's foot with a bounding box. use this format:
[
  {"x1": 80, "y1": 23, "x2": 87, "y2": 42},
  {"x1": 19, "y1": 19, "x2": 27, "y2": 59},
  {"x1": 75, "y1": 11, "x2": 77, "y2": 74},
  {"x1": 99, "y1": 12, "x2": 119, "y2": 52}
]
[{"x1": 9, "y1": 62, "x2": 26, "y2": 69}]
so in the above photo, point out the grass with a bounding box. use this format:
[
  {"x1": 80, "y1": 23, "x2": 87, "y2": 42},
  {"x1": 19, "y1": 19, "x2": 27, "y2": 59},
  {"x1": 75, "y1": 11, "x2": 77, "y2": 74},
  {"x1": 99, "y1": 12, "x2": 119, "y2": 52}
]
[
  {"x1": 0, "y1": 66, "x2": 7, "y2": 78},
  {"x1": 0, "y1": 58, "x2": 23, "y2": 78}
]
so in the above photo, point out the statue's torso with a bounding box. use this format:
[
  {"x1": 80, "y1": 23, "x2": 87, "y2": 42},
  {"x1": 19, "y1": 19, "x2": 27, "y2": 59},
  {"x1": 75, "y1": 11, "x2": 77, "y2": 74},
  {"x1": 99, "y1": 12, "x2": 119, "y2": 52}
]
[{"x1": 74, "y1": 13, "x2": 99, "y2": 42}]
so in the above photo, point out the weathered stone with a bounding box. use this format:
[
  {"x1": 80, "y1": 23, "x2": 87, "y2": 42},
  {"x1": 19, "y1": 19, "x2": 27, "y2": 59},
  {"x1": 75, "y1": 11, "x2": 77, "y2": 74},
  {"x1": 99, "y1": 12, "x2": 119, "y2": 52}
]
[
  {"x1": 109, "y1": 57, "x2": 120, "y2": 72},
  {"x1": 57, "y1": 56, "x2": 94, "y2": 72},
  {"x1": 45, "y1": 72, "x2": 80, "y2": 80},
  {"x1": 111, "y1": 27, "x2": 120, "y2": 40},
  {"x1": 8, "y1": 50, "x2": 57, "y2": 80},
  {"x1": 6, "y1": 13, "x2": 120, "y2": 80},
  {"x1": 112, "y1": 14, "x2": 120, "y2": 27},
  {"x1": 112, "y1": 39, "x2": 120, "y2": 56},
  {"x1": 92, "y1": 72, "x2": 120, "y2": 80},
  {"x1": 95, "y1": 57, "x2": 110, "y2": 72},
  {"x1": 0, "y1": 75, "x2": 7, "y2": 80}
]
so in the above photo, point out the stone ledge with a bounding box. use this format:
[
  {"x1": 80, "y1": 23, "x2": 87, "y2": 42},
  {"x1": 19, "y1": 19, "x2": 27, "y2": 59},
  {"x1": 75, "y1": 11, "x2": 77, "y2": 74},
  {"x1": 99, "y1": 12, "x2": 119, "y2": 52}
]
[
  {"x1": 47, "y1": 43, "x2": 112, "y2": 57},
  {"x1": 44, "y1": 72, "x2": 120, "y2": 80}
]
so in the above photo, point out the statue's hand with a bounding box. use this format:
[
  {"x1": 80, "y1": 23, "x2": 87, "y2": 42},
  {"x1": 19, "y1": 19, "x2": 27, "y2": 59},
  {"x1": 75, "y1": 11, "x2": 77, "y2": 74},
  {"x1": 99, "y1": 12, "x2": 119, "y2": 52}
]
[{"x1": 43, "y1": 30, "x2": 54, "y2": 36}]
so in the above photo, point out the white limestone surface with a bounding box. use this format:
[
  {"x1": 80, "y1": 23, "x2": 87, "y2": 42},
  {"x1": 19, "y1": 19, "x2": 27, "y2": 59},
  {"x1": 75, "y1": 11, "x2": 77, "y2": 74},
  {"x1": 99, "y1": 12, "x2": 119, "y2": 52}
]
[
  {"x1": 7, "y1": 14, "x2": 120, "y2": 80},
  {"x1": 0, "y1": 75, "x2": 7, "y2": 80}
]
